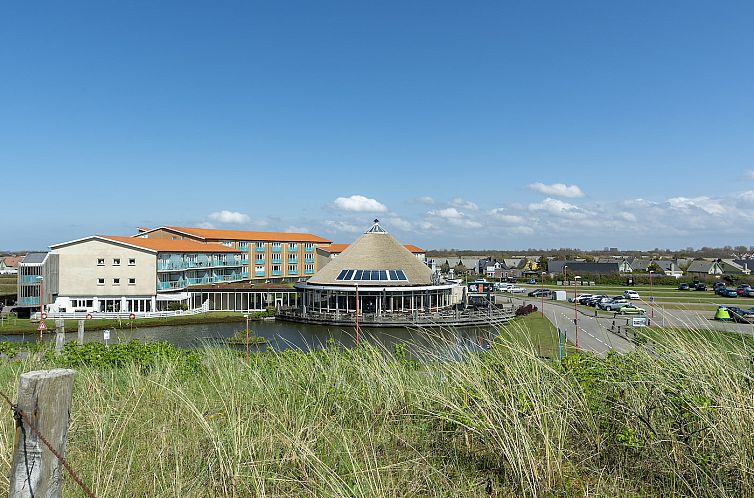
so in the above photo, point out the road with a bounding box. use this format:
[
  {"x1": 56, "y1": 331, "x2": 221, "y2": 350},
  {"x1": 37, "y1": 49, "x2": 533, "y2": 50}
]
[{"x1": 511, "y1": 295, "x2": 754, "y2": 356}]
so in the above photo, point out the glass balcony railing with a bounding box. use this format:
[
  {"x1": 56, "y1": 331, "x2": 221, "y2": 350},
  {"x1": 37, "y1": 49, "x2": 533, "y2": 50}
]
[
  {"x1": 304, "y1": 269, "x2": 315, "y2": 275},
  {"x1": 20, "y1": 276, "x2": 42, "y2": 284},
  {"x1": 158, "y1": 273, "x2": 243, "y2": 290},
  {"x1": 255, "y1": 270, "x2": 265, "y2": 277},
  {"x1": 157, "y1": 259, "x2": 243, "y2": 271},
  {"x1": 19, "y1": 296, "x2": 40, "y2": 305},
  {"x1": 288, "y1": 269, "x2": 298, "y2": 275},
  {"x1": 255, "y1": 258, "x2": 265, "y2": 264},
  {"x1": 271, "y1": 245, "x2": 281, "y2": 253},
  {"x1": 239, "y1": 244, "x2": 249, "y2": 252},
  {"x1": 271, "y1": 270, "x2": 282, "y2": 276},
  {"x1": 241, "y1": 257, "x2": 248, "y2": 265},
  {"x1": 288, "y1": 256, "x2": 298, "y2": 263},
  {"x1": 304, "y1": 245, "x2": 315, "y2": 253},
  {"x1": 304, "y1": 256, "x2": 314, "y2": 263},
  {"x1": 255, "y1": 245, "x2": 265, "y2": 252}
]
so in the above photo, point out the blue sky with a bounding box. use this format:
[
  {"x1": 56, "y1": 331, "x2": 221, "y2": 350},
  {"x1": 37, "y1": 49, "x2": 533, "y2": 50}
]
[{"x1": 2, "y1": 1, "x2": 753, "y2": 251}]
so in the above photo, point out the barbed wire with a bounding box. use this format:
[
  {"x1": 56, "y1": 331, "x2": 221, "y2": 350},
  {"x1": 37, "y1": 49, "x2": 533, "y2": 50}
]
[{"x1": 0, "y1": 390, "x2": 97, "y2": 498}]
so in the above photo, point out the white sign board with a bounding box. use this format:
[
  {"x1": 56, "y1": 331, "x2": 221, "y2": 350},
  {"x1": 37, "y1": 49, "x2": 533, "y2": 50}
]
[
  {"x1": 632, "y1": 317, "x2": 648, "y2": 328},
  {"x1": 103, "y1": 329, "x2": 111, "y2": 341}
]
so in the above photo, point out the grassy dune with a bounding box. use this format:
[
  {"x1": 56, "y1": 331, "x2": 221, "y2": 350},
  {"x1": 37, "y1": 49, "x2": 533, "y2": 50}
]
[{"x1": 0, "y1": 323, "x2": 751, "y2": 496}]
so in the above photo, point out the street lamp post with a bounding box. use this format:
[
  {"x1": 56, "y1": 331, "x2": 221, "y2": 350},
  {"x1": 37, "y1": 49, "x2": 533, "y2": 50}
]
[
  {"x1": 36, "y1": 276, "x2": 44, "y2": 340},
  {"x1": 563, "y1": 265, "x2": 568, "y2": 286},
  {"x1": 541, "y1": 271, "x2": 547, "y2": 318},
  {"x1": 649, "y1": 270, "x2": 654, "y2": 319},
  {"x1": 243, "y1": 314, "x2": 250, "y2": 363},
  {"x1": 574, "y1": 276, "x2": 581, "y2": 349}
]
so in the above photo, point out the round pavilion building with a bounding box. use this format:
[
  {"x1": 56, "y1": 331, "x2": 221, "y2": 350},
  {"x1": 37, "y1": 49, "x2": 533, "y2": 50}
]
[{"x1": 285, "y1": 221, "x2": 463, "y2": 324}]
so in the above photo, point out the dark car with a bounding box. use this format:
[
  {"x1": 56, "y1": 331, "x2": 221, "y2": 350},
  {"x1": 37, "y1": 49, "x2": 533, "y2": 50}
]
[
  {"x1": 718, "y1": 288, "x2": 738, "y2": 298},
  {"x1": 725, "y1": 306, "x2": 754, "y2": 323},
  {"x1": 678, "y1": 283, "x2": 690, "y2": 290},
  {"x1": 714, "y1": 281, "x2": 727, "y2": 290},
  {"x1": 527, "y1": 289, "x2": 551, "y2": 297},
  {"x1": 694, "y1": 283, "x2": 707, "y2": 291}
]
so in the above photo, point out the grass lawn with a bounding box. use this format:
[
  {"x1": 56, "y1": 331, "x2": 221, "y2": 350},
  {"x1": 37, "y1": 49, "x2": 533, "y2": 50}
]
[
  {"x1": 494, "y1": 312, "x2": 572, "y2": 358},
  {"x1": 0, "y1": 311, "x2": 246, "y2": 335}
]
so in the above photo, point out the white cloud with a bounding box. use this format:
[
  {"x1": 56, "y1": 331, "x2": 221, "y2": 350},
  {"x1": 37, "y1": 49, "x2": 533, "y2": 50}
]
[
  {"x1": 332, "y1": 195, "x2": 387, "y2": 212},
  {"x1": 738, "y1": 191, "x2": 754, "y2": 203},
  {"x1": 528, "y1": 198, "x2": 585, "y2": 217},
  {"x1": 285, "y1": 226, "x2": 310, "y2": 233},
  {"x1": 428, "y1": 207, "x2": 482, "y2": 229},
  {"x1": 323, "y1": 220, "x2": 362, "y2": 233},
  {"x1": 207, "y1": 210, "x2": 251, "y2": 224},
  {"x1": 528, "y1": 182, "x2": 585, "y2": 198},
  {"x1": 383, "y1": 216, "x2": 412, "y2": 231},
  {"x1": 415, "y1": 196, "x2": 435, "y2": 205},
  {"x1": 745, "y1": 170, "x2": 754, "y2": 180},
  {"x1": 666, "y1": 196, "x2": 725, "y2": 215},
  {"x1": 198, "y1": 221, "x2": 215, "y2": 229},
  {"x1": 450, "y1": 198, "x2": 479, "y2": 210},
  {"x1": 489, "y1": 208, "x2": 525, "y2": 225}
]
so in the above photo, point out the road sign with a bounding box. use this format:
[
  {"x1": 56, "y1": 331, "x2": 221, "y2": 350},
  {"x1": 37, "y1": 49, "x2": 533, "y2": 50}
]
[
  {"x1": 129, "y1": 313, "x2": 136, "y2": 320},
  {"x1": 40, "y1": 312, "x2": 48, "y2": 319},
  {"x1": 103, "y1": 330, "x2": 111, "y2": 341},
  {"x1": 632, "y1": 317, "x2": 648, "y2": 328},
  {"x1": 37, "y1": 322, "x2": 47, "y2": 332},
  {"x1": 649, "y1": 296, "x2": 655, "y2": 303}
]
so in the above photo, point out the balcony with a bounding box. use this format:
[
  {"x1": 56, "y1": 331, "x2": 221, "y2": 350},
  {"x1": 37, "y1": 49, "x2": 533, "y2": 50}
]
[
  {"x1": 271, "y1": 270, "x2": 282, "y2": 276},
  {"x1": 288, "y1": 256, "x2": 298, "y2": 263},
  {"x1": 304, "y1": 245, "x2": 315, "y2": 253},
  {"x1": 19, "y1": 276, "x2": 41, "y2": 284},
  {"x1": 304, "y1": 255, "x2": 315, "y2": 263},
  {"x1": 158, "y1": 273, "x2": 243, "y2": 290},
  {"x1": 271, "y1": 245, "x2": 282, "y2": 253},
  {"x1": 304, "y1": 268, "x2": 315, "y2": 275},
  {"x1": 255, "y1": 270, "x2": 265, "y2": 277},
  {"x1": 288, "y1": 268, "x2": 298, "y2": 275},
  {"x1": 19, "y1": 296, "x2": 40, "y2": 306},
  {"x1": 255, "y1": 257, "x2": 265, "y2": 265},
  {"x1": 241, "y1": 257, "x2": 248, "y2": 265},
  {"x1": 239, "y1": 243, "x2": 249, "y2": 252},
  {"x1": 255, "y1": 245, "x2": 265, "y2": 252},
  {"x1": 157, "y1": 259, "x2": 243, "y2": 271}
]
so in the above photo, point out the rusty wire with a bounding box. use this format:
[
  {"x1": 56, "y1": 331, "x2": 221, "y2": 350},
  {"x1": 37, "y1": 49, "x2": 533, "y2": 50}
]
[{"x1": 0, "y1": 390, "x2": 97, "y2": 498}]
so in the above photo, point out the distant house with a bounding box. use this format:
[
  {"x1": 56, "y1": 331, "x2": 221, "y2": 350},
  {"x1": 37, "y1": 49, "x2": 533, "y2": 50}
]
[
  {"x1": 686, "y1": 259, "x2": 724, "y2": 277},
  {"x1": 598, "y1": 258, "x2": 633, "y2": 273},
  {"x1": 720, "y1": 259, "x2": 751, "y2": 275},
  {"x1": 0, "y1": 255, "x2": 23, "y2": 275},
  {"x1": 547, "y1": 260, "x2": 621, "y2": 276}
]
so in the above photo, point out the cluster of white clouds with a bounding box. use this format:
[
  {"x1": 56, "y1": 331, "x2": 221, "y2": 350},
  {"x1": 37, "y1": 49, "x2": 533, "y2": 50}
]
[{"x1": 198, "y1": 176, "x2": 754, "y2": 247}]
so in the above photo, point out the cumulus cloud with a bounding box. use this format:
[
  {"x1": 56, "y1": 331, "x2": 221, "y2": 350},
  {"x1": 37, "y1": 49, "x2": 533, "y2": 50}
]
[
  {"x1": 332, "y1": 195, "x2": 387, "y2": 212},
  {"x1": 450, "y1": 197, "x2": 479, "y2": 210},
  {"x1": 528, "y1": 198, "x2": 585, "y2": 217},
  {"x1": 528, "y1": 182, "x2": 585, "y2": 198},
  {"x1": 666, "y1": 196, "x2": 725, "y2": 215},
  {"x1": 323, "y1": 220, "x2": 362, "y2": 233},
  {"x1": 428, "y1": 207, "x2": 482, "y2": 229},
  {"x1": 738, "y1": 191, "x2": 754, "y2": 203},
  {"x1": 415, "y1": 196, "x2": 435, "y2": 205},
  {"x1": 207, "y1": 210, "x2": 251, "y2": 224},
  {"x1": 489, "y1": 208, "x2": 525, "y2": 225},
  {"x1": 383, "y1": 216, "x2": 412, "y2": 231}
]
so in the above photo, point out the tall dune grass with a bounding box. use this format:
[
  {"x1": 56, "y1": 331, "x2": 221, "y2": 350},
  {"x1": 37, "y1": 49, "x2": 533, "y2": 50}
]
[{"x1": 0, "y1": 321, "x2": 751, "y2": 497}]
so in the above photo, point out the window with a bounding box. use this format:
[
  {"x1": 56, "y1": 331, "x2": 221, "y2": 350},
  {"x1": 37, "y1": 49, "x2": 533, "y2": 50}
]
[
  {"x1": 86, "y1": 300, "x2": 93, "y2": 307},
  {"x1": 272, "y1": 264, "x2": 281, "y2": 272},
  {"x1": 288, "y1": 243, "x2": 297, "y2": 252},
  {"x1": 97, "y1": 258, "x2": 105, "y2": 266},
  {"x1": 288, "y1": 264, "x2": 297, "y2": 273},
  {"x1": 113, "y1": 258, "x2": 120, "y2": 266},
  {"x1": 97, "y1": 278, "x2": 105, "y2": 285},
  {"x1": 113, "y1": 278, "x2": 120, "y2": 285},
  {"x1": 128, "y1": 258, "x2": 136, "y2": 266},
  {"x1": 128, "y1": 278, "x2": 136, "y2": 285}
]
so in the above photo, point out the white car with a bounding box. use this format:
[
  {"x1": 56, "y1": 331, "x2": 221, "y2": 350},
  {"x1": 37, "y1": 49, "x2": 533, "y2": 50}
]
[
  {"x1": 507, "y1": 286, "x2": 526, "y2": 293},
  {"x1": 568, "y1": 293, "x2": 593, "y2": 303},
  {"x1": 623, "y1": 290, "x2": 640, "y2": 300}
]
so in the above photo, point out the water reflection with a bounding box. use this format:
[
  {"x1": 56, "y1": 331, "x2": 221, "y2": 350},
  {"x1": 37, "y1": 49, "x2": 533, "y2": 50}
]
[{"x1": 0, "y1": 320, "x2": 497, "y2": 361}]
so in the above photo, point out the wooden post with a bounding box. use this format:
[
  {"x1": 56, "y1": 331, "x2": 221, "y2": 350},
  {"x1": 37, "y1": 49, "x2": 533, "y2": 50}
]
[
  {"x1": 54, "y1": 319, "x2": 65, "y2": 354},
  {"x1": 10, "y1": 369, "x2": 75, "y2": 498},
  {"x1": 77, "y1": 320, "x2": 84, "y2": 346}
]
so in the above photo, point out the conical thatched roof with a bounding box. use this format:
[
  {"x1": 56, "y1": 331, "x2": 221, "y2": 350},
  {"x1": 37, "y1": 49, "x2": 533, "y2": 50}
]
[{"x1": 308, "y1": 221, "x2": 432, "y2": 286}]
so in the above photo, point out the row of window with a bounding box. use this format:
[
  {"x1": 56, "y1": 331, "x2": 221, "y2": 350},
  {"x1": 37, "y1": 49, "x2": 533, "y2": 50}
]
[
  {"x1": 70, "y1": 299, "x2": 94, "y2": 308},
  {"x1": 97, "y1": 258, "x2": 136, "y2": 266},
  {"x1": 253, "y1": 264, "x2": 315, "y2": 274},
  {"x1": 97, "y1": 278, "x2": 136, "y2": 286}
]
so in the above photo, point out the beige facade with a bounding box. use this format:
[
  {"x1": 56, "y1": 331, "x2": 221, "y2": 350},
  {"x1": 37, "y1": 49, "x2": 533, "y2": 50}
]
[{"x1": 54, "y1": 239, "x2": 157, "y2": 297}]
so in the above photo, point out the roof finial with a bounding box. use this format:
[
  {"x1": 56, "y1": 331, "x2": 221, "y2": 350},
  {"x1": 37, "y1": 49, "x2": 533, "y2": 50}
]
[{"x1": 366, "y1": 219, "x2": 387, "y2": 234}]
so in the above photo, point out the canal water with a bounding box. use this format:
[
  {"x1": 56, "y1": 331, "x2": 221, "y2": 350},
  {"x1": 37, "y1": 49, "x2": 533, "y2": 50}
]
[{"x1": 1, "y1": 320, "x2": 497, "y2": 361}]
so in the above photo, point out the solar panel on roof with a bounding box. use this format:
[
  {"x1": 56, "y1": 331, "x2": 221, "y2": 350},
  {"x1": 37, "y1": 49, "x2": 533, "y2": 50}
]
[
  {"x1": 336, "y1": 270, "x2": 348, "y2": 280},
  {"x1": 344, "y1": 269, "x2": 354, "y2": 280},
  {"x1": 389, "y1": 270, "x2": 399, "y2": 280},
  {"x1": 378, "y1": 270, "x2": 388, "y2": 280},
  {"x1": 353, "y1": 270, "x2": 363, "y2": 280},
  {"x1": 396, "y1": 270, "x2": 407, "y2": 280}
]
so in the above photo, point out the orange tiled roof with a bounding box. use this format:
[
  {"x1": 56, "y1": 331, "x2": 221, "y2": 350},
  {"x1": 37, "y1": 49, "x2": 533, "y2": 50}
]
[
  {"x1": 159, "y1": 226, "x2": 332, "y2": 244},
  {"x1": 2, "y1": 256, "x2": 23, "y2": 268},
  {"x1": 325, "y1": 243, "x2": 424, "y2": 254},
  {"x1": 100, "y1": 236, "x2": 240, "y2": 253}
]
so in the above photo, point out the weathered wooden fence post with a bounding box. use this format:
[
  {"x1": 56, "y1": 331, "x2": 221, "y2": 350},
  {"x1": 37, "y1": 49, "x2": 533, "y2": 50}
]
[
  {"x1": 10, "y1": 369, "x2": 75, "y2": 498},
  {"x1": 77, "y1": 320, "x2": 84, "y2": 346},
  {"x1": 54, "y1": 319, "x2": 65, "y2": 354}
]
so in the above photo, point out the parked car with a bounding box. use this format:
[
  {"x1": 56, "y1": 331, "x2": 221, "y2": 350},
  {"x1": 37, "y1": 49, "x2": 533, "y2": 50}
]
[
  {"x1": 585, "y1": 295, "x2": 608, "y2": 307},
  {"x1": 617, "y1": 304, "x2": 646, "y2": 315},
  {"x1": 507, "y1": 286, "x2": 526, "y2": 293},
  {"x1": 736, "y1": 284, "x2": 752, "y2": 296},
  {"x1": 601, "y1": 299, "x2": 630, "y2": 311},
  {"x1": 714, "y1": 281, "x2": 727, "y2": 290},
  {"x1": 623, "y1": 290, "x2": 640, "y2": 300},
  {"x1": 677, "y1": 283, "x2": 690, "y2": 290},
  {"x1": 528, "y1": 278, "x2": 537, "y2": 285},
  {"x1": 693, "y1": 282, "x2": 707, "y2": 291},
  {"x1": 717, "y1": 288, "x2": 738, "y2": 298},
  {"x1": 568, "y1": 293, "x2": 592, "y2": 303},
  {"x1": 577, "y1": 294, "x2": 596, "y2": 305},
  {"x1": 725, "y1": 306, "x2": 754, "y2": 323},
  {"x1": 527, "y1": 289, "x2": 551, "y2": 297}
]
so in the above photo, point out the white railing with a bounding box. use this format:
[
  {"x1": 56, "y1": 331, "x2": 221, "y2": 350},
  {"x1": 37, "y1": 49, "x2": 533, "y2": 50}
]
[{"x1": 38, "y1": 302, "x2": 209, "y2": 320}]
